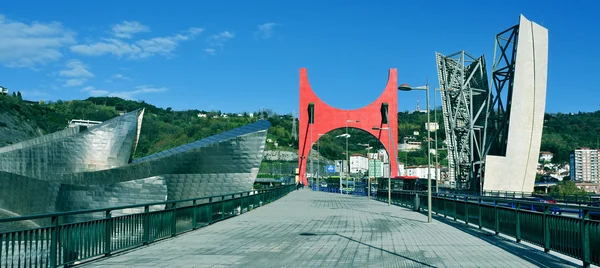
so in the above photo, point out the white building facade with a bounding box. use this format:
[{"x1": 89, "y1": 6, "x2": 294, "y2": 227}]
[
  {"x1": 570, "y1": 148, "x2": 599, "y2": 183},
  {"x1": 404, "y1": 166, "x2": 441, "y2": 180},
  {"x1": 349, "y1": 154, "x2": 369, "y2": 174}
]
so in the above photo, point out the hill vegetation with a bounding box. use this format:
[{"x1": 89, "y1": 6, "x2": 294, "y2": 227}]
[{"x1": 1, "y1": 94, "x2": 599, "y2": 172}]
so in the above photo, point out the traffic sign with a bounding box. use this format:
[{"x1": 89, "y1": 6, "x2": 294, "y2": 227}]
[{"x1": 326, "y1": 165, "x2": 335, "y2": 173}]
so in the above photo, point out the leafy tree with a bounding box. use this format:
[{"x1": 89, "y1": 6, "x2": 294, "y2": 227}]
[{"x1": 550, "y1": 181, "x2": 587, "y2": 196}]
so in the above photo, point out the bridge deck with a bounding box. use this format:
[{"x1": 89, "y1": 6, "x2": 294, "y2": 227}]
[{"x1": 82, "y1": 190, "x2": 579, "y2": 268}]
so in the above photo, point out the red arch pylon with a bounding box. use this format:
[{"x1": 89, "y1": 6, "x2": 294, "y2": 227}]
[{"x1": 298, "y1": 68, "x2": 399, "y2": 186}]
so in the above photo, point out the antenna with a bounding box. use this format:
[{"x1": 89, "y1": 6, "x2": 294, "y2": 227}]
[{"x1": 416, "y1": 96, "x2": 421, "y2": 112}]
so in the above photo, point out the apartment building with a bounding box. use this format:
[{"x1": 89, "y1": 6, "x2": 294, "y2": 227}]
[{"x1": 570, "y1": 148, "x2": 599, "y2": 183}]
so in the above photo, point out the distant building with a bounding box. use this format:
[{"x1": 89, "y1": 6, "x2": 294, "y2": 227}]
[
  {"x1": 570, "y1": 148, "x2": 599, "y2": 183},
  {"x1": 539, "y1": 151, "x2": 554, "y2": 162},
  {"x1": 197, "y1": 113, "x2": 207, "y2": 118},
  {"x1": 398, "y1": 136, "x2": 421, "y2": 152},
  {"x1": 0, "y1": 86, "x2": 7, "y2": 95},
  {"x1": 425, "y1": 122, "x2": 439, "y2": 132},
  {"x1": 68, "y1": 119, "x2": 102, "y2": 128},
  {"x1": 576, "y1": 182, "x2": 600, "y2": 194},
  {"x1": 405, "y1": 165, "x2": 441, "y2": 181},
  {"x1": 349, "y1": 154, "x2": 368, "y2": 173},
  {"x1": 368, "y1": 160, "x2": 384, "y2": 177}
]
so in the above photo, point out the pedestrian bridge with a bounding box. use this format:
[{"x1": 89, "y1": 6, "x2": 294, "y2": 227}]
[
  {"x1": 80, "y1": 191, "x2": 587, "y2": 267},
  {"x1": 1, "y1": 187, "x2": 597, "y2": 267}
]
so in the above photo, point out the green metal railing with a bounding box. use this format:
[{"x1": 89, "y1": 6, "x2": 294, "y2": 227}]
[
  {"x1": 0, "y1": 185, "x2": 295, "y2": 267},
  {"x1": 439, "y1": 188, "x2": 599, "y2": 206},
  {"x1": 376, "y1": 190, "x2": 600, "y2": 267}
]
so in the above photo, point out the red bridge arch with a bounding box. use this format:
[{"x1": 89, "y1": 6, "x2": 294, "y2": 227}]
[{"x1": 298, "y1": 68, "x2": 398, "y2": 186}]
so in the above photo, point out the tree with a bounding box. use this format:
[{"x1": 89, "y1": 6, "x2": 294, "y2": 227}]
[{"x1": 550, "y1": 181, "x2": 587, "y2": 196}]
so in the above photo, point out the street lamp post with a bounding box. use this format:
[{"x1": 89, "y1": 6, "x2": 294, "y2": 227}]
[
  {"x1": 372, "y1": 127, "x2": 392, "y2": 206},
  {"x1": 358, "y1": 143, "x2": 373, "y2": 199},
  {"x1": 317, "y1": 133, "x2": 324, "y2": 191},
  {"x1": 345, "y1": 120, "x2": 360, "y2": 195},
  {"x1": 399, "y1": 83, "x2": 432, "y2": 223},
  {"x1": 434, "y1": 88, "x2": 439, "y2": 193}
]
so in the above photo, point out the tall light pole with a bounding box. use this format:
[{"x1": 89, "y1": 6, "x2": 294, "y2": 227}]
[
  {"x1": 317, "y1": 133, "x2": 324, "y2": 191},
  {"x1": 372, "y1": 126, "x2": 392, "y2": 206},
  {"x1": 335, "y1": 132, "x2": 351, "y2": 194},
  {"x1": 434, "y1": 88, "x2": 439, "y2": 193},
  {"x1": 345, "y1": 120, "x2": 360, "y2": 195},
  {"x1": 358, "y1": 143, "x2": 373, "y2": 199},
  {"x1": 399, "y1": 83, "x2": 432, "y2": 223}
]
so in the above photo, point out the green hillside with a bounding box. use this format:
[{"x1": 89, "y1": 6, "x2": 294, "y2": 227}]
[{"x1": 0, "y1": 93, "x2": 598, "y2": 169}]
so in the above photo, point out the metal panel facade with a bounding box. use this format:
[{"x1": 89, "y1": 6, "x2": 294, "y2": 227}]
[{"x1": 0, "y1": 110, "x2": 270, "y2": 225}]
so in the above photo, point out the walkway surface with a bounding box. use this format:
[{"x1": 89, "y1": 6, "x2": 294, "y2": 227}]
[{"x1": 81, "y1": 189, "x2": 580, "y2": 268}]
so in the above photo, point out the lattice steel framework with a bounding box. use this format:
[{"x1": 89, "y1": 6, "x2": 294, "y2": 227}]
[
  {"x1": 436, "y1": 51, "x2": 489, "y2": 190},
  {"x1": 483, "y1": 25, "x2": 518, "y2": 161}
]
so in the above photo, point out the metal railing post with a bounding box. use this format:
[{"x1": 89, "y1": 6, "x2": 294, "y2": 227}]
[
  {"x1": 221, "y1": 196, "x2": 225, "y2": 220},
  {"x1": 143, "y1": 205, "x2": 150, "y2": 244},
  {"x1": 465, "y1": 198, "x2": 469, "y2": 225},
  {"x1": 543, "y1": 205, "x2": 550, "y2": 252},
  {"x1": 50, "y1": 216, "x2": 59, "y2": 268},
  {"x1": 171, "y1": 202, "x2": 177, "y2": 237},
  {"x1": 453, "y1": 195, "x2": 457, "y2": 221},
  {"x1": 581, "y1": 209, "x2": 590, "y2": 267},
  {"x1": 478, "y1": 198, "x2": 482, "y2": 229},
  {"x1": 192, "y1": 200, "x2": 198, "y2": 230},
  {"x1": 104, "y1": 210, "x2": 112, "y2": 257},
  {"x1": 494, "y1": 200, "x2": 499, "y2": 235},
  {"x1": 515, "y1": 203, "x2": 521, "y2": 243},
  {"x1": 208, "y1": 198, "x2": 213, "y2": 224}
]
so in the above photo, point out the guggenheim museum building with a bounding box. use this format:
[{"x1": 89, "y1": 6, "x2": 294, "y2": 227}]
[{"x1": 0, "y1": 109, "x2": 270, "y2": 223}]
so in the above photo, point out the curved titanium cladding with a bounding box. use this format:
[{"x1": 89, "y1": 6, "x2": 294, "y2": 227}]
[
  {"x1": 0, "y1": 110, "x2": 270, "y2": 225},
  {"x1": 0, "y1": 109, "x2": 144, "y2": 179}
]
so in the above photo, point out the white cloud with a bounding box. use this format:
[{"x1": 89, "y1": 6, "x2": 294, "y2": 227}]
[
  {"x1": 0, "y1": 14, "x2": 76, "y2": 68},
  {"x1": 112, "y1": 21, "x2": 150, "y2": 39},
  {"x1": 255, "y1": 23, "x2": 278, "y2": 39},
  {"x1": 70, "y1": 27, "x2": 203, "y2": 59},
  {"x1": 203, "y1": 48, "x2": 215, "y2": 56},
  {"x1": 59, "y1": 60, "x2": 94, "y2": 78},
  {"x1": 70, "y1": 38, "x2": 142, "y2": 57},
  {"x1": 64, "y1": 78, "x2": 87, "y2": 87},
  {"x1": 112, "y1": 73, "x2": 131, "y2": 81},
  {"x1": 108, "y1": 85, "x2": 167, "y2": 100},
  {"x1": 207, "y1": 31, "x2": 234, "y2": 47},
  {"x1": 81, "y1": 86, "x2": 110, "y2": 96}
]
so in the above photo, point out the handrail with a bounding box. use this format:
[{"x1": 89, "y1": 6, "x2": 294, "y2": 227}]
[
  {"x1": 0, "y1": 184, "x2": 296, "y2": 268},
  {"x1": 374, "y1": 189, "x2": 600, "y2": 267},
  {"x1": 387, "y1": 190, "x2": 600, "y2": 209},
  {"x1": 0, "y1": 188, "x2": 275, "y2": 223}
]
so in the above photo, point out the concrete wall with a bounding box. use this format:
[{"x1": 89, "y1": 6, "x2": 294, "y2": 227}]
[{"x1": 484, "y1": 15, "x2": 548, "y2": 192}]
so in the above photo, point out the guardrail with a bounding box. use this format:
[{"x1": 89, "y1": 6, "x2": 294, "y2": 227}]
[
  {"x1": 0, "y1": 185, "x2": 295, "y2": 267},
  {"x1": 375, "y1": 190, "x2": 600, "y2": 267},
  {"x1": 438, "y1": 188, "x2": 598, "y2": 206}
]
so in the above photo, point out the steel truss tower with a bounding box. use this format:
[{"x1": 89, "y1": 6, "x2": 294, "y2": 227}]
[
  {"x1": 483, "y1": 25, "x2": 518, "y2": 159},
  {"x1": 436, "y1": 51, "x2": 489, "y2": 191}
]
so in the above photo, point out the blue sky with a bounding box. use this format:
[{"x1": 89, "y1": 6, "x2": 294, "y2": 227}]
[{"x1": 0, "y1": 1, "x2": 598, "y2": 114}]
